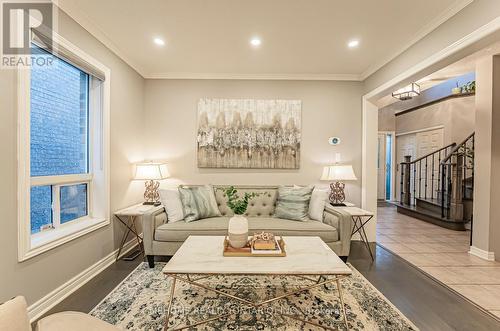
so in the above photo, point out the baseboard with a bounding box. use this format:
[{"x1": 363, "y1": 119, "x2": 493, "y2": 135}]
[
  {"x1": 469, "y1": 246, "x2": 495, "y2": 261},
  {"x1": 28, "y1": 238, "x2": 139, "y2": 322}
]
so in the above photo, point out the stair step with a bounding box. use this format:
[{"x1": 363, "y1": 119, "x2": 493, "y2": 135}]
[
  {"x1": 415, "y1": 197, "x2": 446, "y2": 214},
  {"x1": 394, "y1": 203, "x2": 466, "y2": 231}
]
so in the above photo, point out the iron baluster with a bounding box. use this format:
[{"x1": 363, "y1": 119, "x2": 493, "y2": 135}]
[
  {"x1": 419, "y1": 162, "x2": 422, "y2": 201},
  {"x1": 413, "y1": 163, "x2": 416, "y2": 205},
  {"x1": 431, "y1": 153, "x2": 435, "y2": 200},
  {"x1": 425, "y1": 157, "x2": 428, "y2": 200}
]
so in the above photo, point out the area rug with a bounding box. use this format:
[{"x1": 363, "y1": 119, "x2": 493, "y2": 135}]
[{"x1": 90, "y1": 263, "x2": 418, "y2": 330}]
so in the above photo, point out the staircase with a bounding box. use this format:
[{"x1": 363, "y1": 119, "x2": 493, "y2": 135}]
[{"x1": 396, "y1": 133, "x2": 475, "y2": 231}]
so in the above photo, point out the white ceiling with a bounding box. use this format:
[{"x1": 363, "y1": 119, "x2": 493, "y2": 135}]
[{"x1": 57, "y1": 0, "x2": 472, "y2": 80}]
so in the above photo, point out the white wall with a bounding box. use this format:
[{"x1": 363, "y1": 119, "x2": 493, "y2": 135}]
[
  {"x1": 143, "y1": 79, "x2": 363, "y2": 205},
  {"x1": 0, "y1": 10, "x2": 145, "y2": 305}
]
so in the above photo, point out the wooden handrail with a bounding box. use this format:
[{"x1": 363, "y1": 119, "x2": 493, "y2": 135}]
[
  {"x1": 400, "y1": 142, "x2": 456, "y2": 165},
  {"x1": 440, "y1": 132, "x2": 475, "y2": 165}
]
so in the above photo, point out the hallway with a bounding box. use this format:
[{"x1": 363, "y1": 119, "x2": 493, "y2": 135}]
[{"x1": 377, "y1": 205, "x2": 500, "y2": 319}]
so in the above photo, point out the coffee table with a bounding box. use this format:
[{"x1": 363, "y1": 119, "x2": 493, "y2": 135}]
[{"x1": 162, "y1": 236, "x2": 352, "y2": 330}]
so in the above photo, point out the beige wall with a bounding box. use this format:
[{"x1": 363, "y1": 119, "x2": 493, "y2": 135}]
[
  {"x1": 0, "y1": 10, "x2": 145, "y2": 305},
  {"x1": 143, "y1": 79, "x2": 363, "y2": 205},
  {"x1": 378, "y1": 108, "x2": 395, "y2": 132},
  {"x1": 395, "y1": 96, "x2": 475, "y2": 145}
]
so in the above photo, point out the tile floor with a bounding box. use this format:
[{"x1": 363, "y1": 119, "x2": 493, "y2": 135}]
[{"x1": 377, "y1": 205, "x2": 500, "y2": 320}]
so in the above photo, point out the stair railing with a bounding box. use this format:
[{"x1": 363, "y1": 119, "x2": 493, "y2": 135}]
[
  {"x1": 440, "y1": 132, "x2": 475, "y2": 219},
  {"x1": 400, "y1": 143, "x2": 456, "y2": 207}
]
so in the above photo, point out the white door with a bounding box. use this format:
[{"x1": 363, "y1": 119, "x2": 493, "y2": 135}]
[
  {"x1": 416, "y1": 128, "x2": 444, "y2": 157},
  {"x1": 377, "y1": 133, "x2": 386, "y2": 200},
  {"x1": 395, "y1": 134, "x2": 416, "y2": 201},
  {"x1": 416, "y1": 128, "x2": 444, "y2": 199}
]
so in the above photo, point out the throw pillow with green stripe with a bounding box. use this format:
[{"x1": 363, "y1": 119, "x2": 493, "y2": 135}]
[
  {"x1": 274, "y1": 185, "x2": 314, "y2": 221},
  {"x1": 179, "y1": 185, "x2": 221, "y2": 222}
]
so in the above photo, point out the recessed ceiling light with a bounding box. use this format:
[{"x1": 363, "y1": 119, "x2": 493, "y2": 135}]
[
  {"x1": 250, "y1": 37, "x2": 262, "y2": 47},
  {"x1": 153, "y1": 37, "x2": 165, "y2": 46},
  {"x1": 347, "y1": 39, "x2": 360, "y2": 48}
]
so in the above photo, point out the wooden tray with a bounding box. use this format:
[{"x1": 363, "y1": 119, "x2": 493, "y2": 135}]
[{"x1": 223, "y1": 237, "x2": 286, "y2": 257}]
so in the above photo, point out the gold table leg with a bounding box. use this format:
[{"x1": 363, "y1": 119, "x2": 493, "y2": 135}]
[
  {"x1": 164, "y1": 277, "x2": 176, "y2": 331},
  {"x1": 337, "y1": 278, "x2": 349, "y2": 330}
]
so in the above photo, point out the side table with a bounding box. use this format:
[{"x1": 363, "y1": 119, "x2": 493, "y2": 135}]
[
  {"x1": 114, "y1": 204, "x2": 163, "y2": 261},
  {"x1": 330, "y1": 206, "x2": 375, "y2": 261}
]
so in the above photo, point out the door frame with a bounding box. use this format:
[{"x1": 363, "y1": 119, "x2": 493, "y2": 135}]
[
  {"x1": 362, "y1": 17, "x2": 500, "y2": 243},
  {"x1": 379, "y1": 131, "x2": 396, "y2": 201}
]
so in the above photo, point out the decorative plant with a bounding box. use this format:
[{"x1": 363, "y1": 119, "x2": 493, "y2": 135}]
[
  {"x1": 220, "y1": 186, "x2": 260, "y2": 215},
  {"x1": 463, "y1": 81, "x2": 476, "y2": 93}
]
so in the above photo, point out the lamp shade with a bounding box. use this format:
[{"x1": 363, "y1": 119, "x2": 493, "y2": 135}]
[
  {"x1": 134, "y1": 162, "x2": 170, "y2": 180},
  {"x1": 320, "y1": 165, "x2": 357, "y2": 181}
]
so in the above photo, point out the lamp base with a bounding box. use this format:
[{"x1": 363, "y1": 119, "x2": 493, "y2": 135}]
[
  {"x1": 328, "y1": 181, "x2": 346, "y2": 205},
  {"x1": 330, "y1": 202, "x2": 346, "y2": 207},
  {"x1": 144, "y1": 201, "x2": 161, "y2": 206}
]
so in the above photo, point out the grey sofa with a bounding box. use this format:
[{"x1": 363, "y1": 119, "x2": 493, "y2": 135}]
[{"x1": 142, "y1": 185, "x2": 353, "y2": 267}]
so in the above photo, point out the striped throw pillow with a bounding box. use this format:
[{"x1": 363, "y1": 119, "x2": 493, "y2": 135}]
[
  {"x1": 179, "y1": 185, "x2": 221, "y2": 222},
  {"x1": 274, "y1": 186, "x2": 314, "y2": 221}
]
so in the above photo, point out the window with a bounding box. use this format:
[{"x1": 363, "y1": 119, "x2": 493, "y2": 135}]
[
  {"x1": 30, "y1": 45, "x2": 90, "y2": 234},
  {"x1": 18, "y1": 31, "x2": 110, "y2": 261}
]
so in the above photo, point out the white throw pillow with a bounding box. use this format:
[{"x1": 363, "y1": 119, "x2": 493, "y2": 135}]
[
  {"x1": 159, "y1": 188, "x2": 185, "y2": 223},
  {"x1": 308, "y1": 188, "x2": 328, "y2": 221}
]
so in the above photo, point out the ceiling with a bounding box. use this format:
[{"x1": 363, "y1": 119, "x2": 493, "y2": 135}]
[{"x1": 57, "y1": 0, "x2": 472, "y2": 80}]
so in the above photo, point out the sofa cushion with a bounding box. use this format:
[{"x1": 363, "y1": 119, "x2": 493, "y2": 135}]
[
  {"x1": 154, "y1": 217, "x2": 338, "y2": 243},
  {"x1": 179, "y1": 185, "x2": 221, "y2": 222},
  {"x1": 36, "y1": 312, "x2": 119, "y2": 331},
  {"x1": 159, "y1": 188, "x2": 184, "y2": 223},
  {"x1": 274, "y1": 185, "x2": 314, "y2": 221},
  {"x1": 0, "y1": 296, "x2": 30, "y2": 331},
  {"x1": 214, "y1": 186, "x2": 278, "y2": 217}
]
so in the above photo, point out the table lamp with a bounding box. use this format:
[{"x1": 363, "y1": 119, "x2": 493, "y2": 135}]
[
  {"x1": 134, "y1": 162, "x2": 170, "y2": 205},
  {"x1": 320, "y1": 165, "x2": 357, "y2": 206}
]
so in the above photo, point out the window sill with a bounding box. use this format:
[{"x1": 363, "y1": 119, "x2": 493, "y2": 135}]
[{"x1": 22, "y1": 217, "x2": 109, "y2": 261}]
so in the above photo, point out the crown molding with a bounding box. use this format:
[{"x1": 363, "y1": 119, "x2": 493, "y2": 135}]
[
  {"x1": 55, "y1": 0, "x2": 148, "y2": 77},
  {"x1": 360, "y1": 0, "x2": 474, "y2": 81},
  {"x1": 144, "y1": 72, "x2": 362, "y2": 81}
]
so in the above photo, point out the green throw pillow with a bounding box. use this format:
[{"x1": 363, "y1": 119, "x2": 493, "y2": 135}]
[
  {"x1": 274, "y1": 185, "x2": 314, "y2": 221},
  {"x1": 179, "y1": 185, "x2": 221, "y2": 222}
]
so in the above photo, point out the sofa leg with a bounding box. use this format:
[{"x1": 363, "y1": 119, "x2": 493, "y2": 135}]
[
  {"x1": 340, "y1": 256, "x2": 348, "y2": 263},
  {"x1": 147, "y1": 255, "x2": 155, "y2": 268}
]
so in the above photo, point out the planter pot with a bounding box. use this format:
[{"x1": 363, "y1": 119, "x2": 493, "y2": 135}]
[
  {"x1": 451, "y1": 87, "x2": 462, "y2": 95},
  {"x1": 228, "y1": 214, "x2": 248, "y2": 248}
]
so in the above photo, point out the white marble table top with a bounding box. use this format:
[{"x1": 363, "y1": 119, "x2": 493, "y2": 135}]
[
  {"x1": 330, "y1": 206, "x2": 374, "y2": 217},
  {"x1": 114, "y1": 203, "x2": 163, "y2": 216},
  {"x1": 162, "y1": 236, "x2": 352, "y2": 275}
]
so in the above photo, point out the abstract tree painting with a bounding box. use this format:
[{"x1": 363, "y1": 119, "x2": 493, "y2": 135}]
[{"x1": 197, "y1": 98, "x2": 301, "y2": 169}]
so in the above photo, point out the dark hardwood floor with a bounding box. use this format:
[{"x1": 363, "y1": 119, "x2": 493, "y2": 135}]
[{"x1": 36, "y1": 243, "x2": 500, "y2": 330}]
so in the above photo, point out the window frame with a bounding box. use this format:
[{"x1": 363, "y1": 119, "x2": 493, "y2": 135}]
[{"x1": 17, "y1": 30, "x2": 111, "y2": 261}]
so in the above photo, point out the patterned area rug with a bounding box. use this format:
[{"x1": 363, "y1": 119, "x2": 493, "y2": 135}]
[{"x1": 90, "y1": 263, "x2": 418, "y2": 330}]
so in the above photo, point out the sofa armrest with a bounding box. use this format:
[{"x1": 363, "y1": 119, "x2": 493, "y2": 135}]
[
  {"x1": 323, "y1": 205, "x2": 353, "y2": 256},
  {"x1": 142, "y1": 206, "x2": 167, "y2": 255}
]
